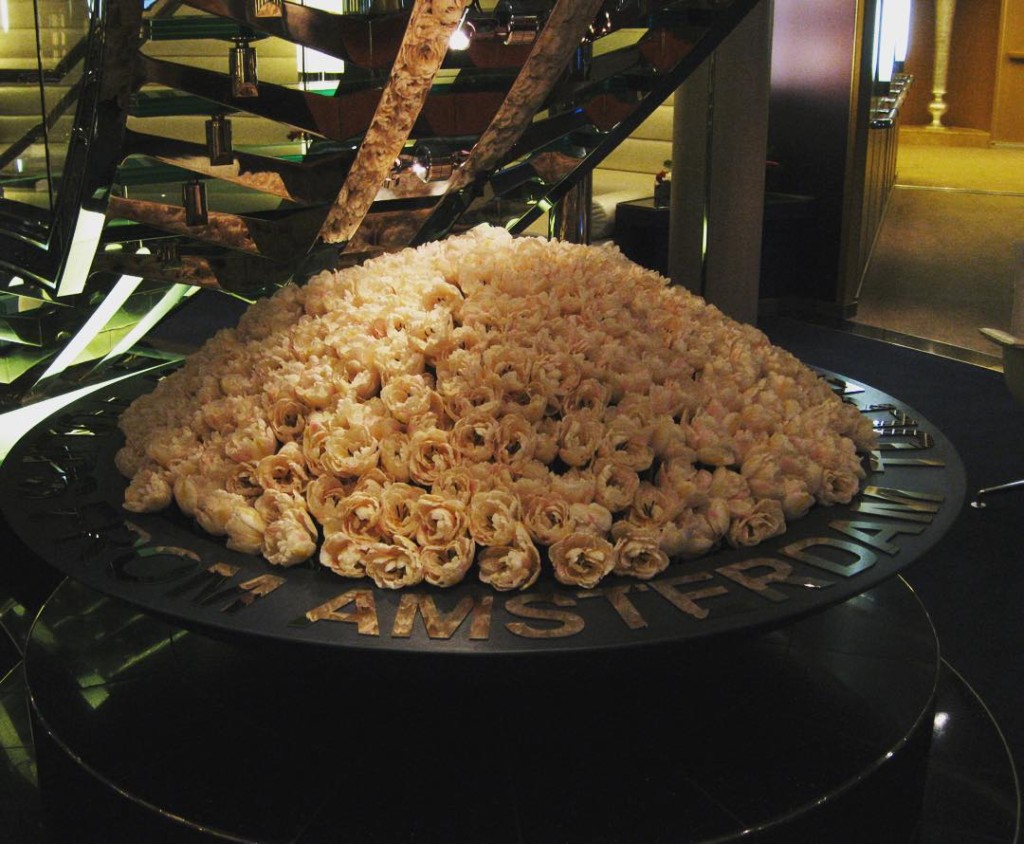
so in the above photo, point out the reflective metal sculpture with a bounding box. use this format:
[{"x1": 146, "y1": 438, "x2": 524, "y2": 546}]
[{"x1": 0, "y1": 0, "x2": 763, "y2": 397}]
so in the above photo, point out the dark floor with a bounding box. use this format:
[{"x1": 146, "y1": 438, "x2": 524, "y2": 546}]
[{"x1": 761, "y1": 315, "x2": 1024, "y2": 775}]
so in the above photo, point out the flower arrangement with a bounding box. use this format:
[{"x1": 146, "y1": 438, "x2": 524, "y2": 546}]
[{"x1": 116, "y1": 225, "x2": 876, "y2": 591}]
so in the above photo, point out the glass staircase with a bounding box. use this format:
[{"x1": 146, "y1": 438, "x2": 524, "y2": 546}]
[{"x1": 0, "y1": 0, "x2": 762, "y2": 402}]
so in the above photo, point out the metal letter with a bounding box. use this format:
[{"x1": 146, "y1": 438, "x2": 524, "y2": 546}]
[
  {"x1": 781, "y1": 537, "x2": 878, "y2": 578},
  {"x1": 505, "y1": 593, "x2": 585, "y2": 638}
]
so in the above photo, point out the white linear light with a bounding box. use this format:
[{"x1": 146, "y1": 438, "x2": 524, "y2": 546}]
[
  {"x1": 98, "y1": 283, "x2": 197, "y2": 364},
  {"x1": 39, "y1": 273, "x2": 144, "y2": 380},
  {"x1": 57, "y1": 208, "x2": 106, "y2": 297},
  {"x1": 0, "y1": 361, "x2": 169, "y2": 463},
  {"x1": 1, "y1": 0, "x2": 9, "y2": 34},
  {"x1": 890, "y1": 0, "x2": 912, "y2": 65},
  {"x1": 875, "y1": 0, "x2": 911, "y2": 85}
]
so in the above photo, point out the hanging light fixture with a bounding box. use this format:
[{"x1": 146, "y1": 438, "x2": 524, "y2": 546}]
[
  {"x1": 230, "y1": 36, "x2": 260, "y2": 98},
  {"x1": 253, "y1": 0, "x2": 283, "y2": 16},
  {"x1": 205, "y1": 114, "x2": 234, "y2": 165},
  {"x1": 182, "y1": 180, "x2": 209, "y2": 227}
]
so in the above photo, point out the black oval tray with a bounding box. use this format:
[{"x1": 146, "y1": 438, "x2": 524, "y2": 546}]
[{"x1": 0, "y1": 369, "x2": 965, "y2": 655}]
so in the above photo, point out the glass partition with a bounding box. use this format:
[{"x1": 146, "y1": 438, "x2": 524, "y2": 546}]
[{"x1": 0, "y1": 0, "x2": 91, "y2": 223}]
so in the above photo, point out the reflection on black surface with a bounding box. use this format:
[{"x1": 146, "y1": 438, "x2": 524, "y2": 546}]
[
  {"x1": 915, "y1": 663, "x2": 1021, "y2": 843},
  {"x1": 0, "y1": 578, "x2": 1014, "y2": 842},
  {"x1": 21, "y1": 577, "x2": 946, "y2": 843},
  {"x1": 0, "y1": 666, "x2": 43, "y2": 843}
]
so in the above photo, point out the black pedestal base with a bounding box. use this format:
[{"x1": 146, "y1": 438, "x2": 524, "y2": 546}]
[{"x1": 8, "y1": 575, "x2": 988, "y2": 843}]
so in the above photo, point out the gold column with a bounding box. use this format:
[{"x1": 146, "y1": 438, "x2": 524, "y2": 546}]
[{"x1": 928, "y1": 0, "x2": 957, "y2": 127}]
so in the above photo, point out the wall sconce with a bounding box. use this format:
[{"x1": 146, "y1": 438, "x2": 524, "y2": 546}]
[
  {"x1": 253, "y1": 0, "x2": 282, "y2": 16},
  {"x1": 182, "y1": 180, "x2": 209, "y2": 227},
  {"x1": 229, "y1": 37, "x2": 259, "y2": 98},
  {"x1": 205, "y1": 114, "x2": 233, "y2": 165}
]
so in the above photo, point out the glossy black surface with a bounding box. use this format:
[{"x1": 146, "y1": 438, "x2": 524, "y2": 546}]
[
  {"x1": 0, "y1": 372, "x2": 965, "y2": 655},
  {"x1": 915, "y1": 663, "x2": 1022, "y2": 843},
  {"x1": 24, "y1": 575, "x2": 941, "y2": 843},
  {"x1": 0, "y1": 666, "x2": 43, "y2": 843}
]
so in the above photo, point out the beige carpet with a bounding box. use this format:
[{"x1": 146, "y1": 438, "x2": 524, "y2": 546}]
[
  {"x1": 852, "y1": 144, "x2": 1024, "y2": 355},
  {"x1": 896, "y1": 144, "x2": 1024, "y2": 193}
]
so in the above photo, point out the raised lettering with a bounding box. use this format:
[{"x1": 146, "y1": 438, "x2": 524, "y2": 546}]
[
  {"x1": 648, "y1": 572, "x2": 728, "y2": 620},
  {"x1": 876, "y1": 431, "x2": 934, "y2": 450},
  {"x1": 716, "y1": 558, "x2": 834, "y2": 603},
  {"x1": 166, "y1": 562, "x2": 241, "y2": 603},
  {"x1": 870, "y1": 452, "x2": 945, "y2": 471},
  {"x1": 221, "y1": 574, "x2": 286, "y2": 614},
  {"x1": 391, "y1": 593, "x2": 493, "y2": 640},
  {"x1": 829, "y1": 520, "x2": 925, "y2": 555},
  {"x1": 304, "y1": 589, "x2": 379, "y2": 636},
  {"x1": 782, "y1": 537, "x2": 877, "y2": 578},
  {"x1": 576, "y1": 585, "x2": 648, "y2": 629},
  {"x1": 505, "y1": 594, "x2": 585, "y2": 639},
  {"x1": 851, "y1": 486, "x2": 942, "y2": 523}
]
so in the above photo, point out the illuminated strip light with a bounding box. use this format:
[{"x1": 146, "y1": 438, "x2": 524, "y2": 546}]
[
  {"x1": 890, "y1": 0, "x2": 912, "y2": 66},
  {"x1": 38, "y1": 273, "x2": 144, "y2": 381},
  {"x1": 1, "y1": 0, "x2": 9, "y2": 33},
  {"x1": 875, "y1": 0, "x2": 911, "y2": 84},
  {"x1": 97, "y1": 283, "x2": 197, "y2": 365},
  {"x1": 57, "y1": 209, "x2": 106, "y2": 297}
]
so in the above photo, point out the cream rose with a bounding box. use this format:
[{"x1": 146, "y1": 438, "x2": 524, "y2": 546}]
[
  {"x1": 320, "y1": 531, "x2": 371, "y2": 579},
  {"x1": 256, "y1": 442, "x2": 309, "y2": 495},
  {"x1": 123, "y1": 466, "x2": 173, "y2": 513},
  {"x1": 224, "y1": 505, "x2": 267, "y2": 555},
  {"x1": 817, "y1": 467, "x2": 861, "y2": 505},
  {"x1": 334, "y1": 489, "x2": 384, "y2": 543},
  {"x1": 549, "y1": 532, "x2": 616, "y2": 588},
  {"x1": 468, "y1": 488, "x2": 521, "y2": 546},
  {"x1": 421, "y1": 536, "x2": 476, "y2": 588},
  {"x1": 195, "y1": 489, "x2": 247, "y2": 536},
  {"x1": 380, "y1": 482, "x2": 424, "y2": 539},
  {"x1": 557, "y1": 411, "x2": 603, "y2": 467},
  {"x1": 451, "y1": 411, "x2": 498, "y2": 463},
  {"x1": 726, "y1": 498, "x2": 787, "y2": 547},
  {"x1": 415, "y1": 493, "x2": 468, "y2": 547},
  {"x1": 261, "y1": 512, "x2": 317, "y2": 566},
  {"x1": 477, "y1": 525, "x2": 541, "y2": 591},
  {"x1": 593, "y1": 458, "x2": 640, "y2": 513},
  {"x1": 364, "y1": 537, "x2": 424, "y2": 589},
  {"x1": 523, "y1": 494, "x2": 574, "y2": 546},
  {"x1": 611, "y1": 525, "x2": 670, "y2": 580},
  {"x1": 407, "y1": 427, "x2": 458, "y2": 487},
  {"x1": 494, "y1": 413, "x2": 536, "y2": 471},
  {"x1": 380, "y1": 373, "x2": 437, "y2": 424},
  {"x1": 321, "y1": 424, "x2": 379, "y2": 479}
]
